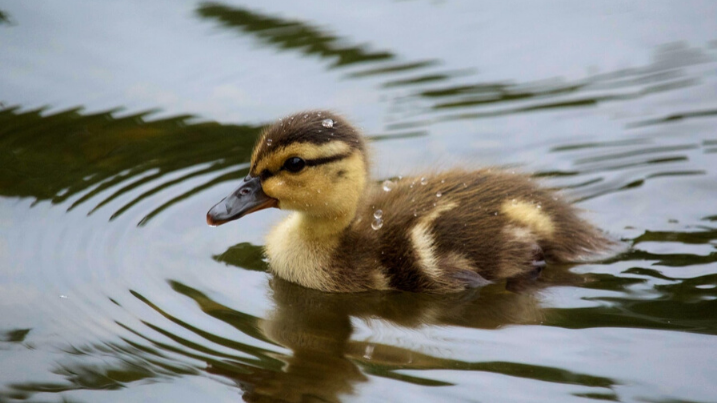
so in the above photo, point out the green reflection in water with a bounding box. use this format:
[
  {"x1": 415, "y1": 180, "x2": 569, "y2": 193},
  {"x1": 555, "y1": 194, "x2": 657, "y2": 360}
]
[
  {"x1": 195, "y1": 3, "x2": 715, "y2": 139},
  {"x1": 197, "y1": 2, "x2": 395, "y2": 68},
  {"x1": 0, "y1": 10, "x2": 11, "y2": 25},
  {"x1": 0, "y1": 272, "x2": 624, "y2": 401},
  {"x1": 213, "y1": 242, "x2": 269, "y2": 272},
  {"x1": 0, "y1": 328, "x2": 31, "y2": 343},
  {"x1": 0, "y1": 106, "x2": 261, "y2": 224}
]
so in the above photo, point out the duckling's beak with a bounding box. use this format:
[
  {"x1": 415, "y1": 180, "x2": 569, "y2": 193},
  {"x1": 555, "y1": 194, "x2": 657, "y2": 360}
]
[{"x1": 206, "y1": 175, "x2": 278, "y2": 226}]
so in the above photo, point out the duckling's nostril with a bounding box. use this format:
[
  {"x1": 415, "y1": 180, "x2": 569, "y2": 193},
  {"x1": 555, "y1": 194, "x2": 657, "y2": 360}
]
[{"x1": 240, "y1": 188, "x2": 251, "y2": 195}]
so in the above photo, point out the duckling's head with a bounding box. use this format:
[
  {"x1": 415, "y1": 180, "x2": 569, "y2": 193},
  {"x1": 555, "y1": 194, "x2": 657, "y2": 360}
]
[{"x1": 207, "y1": 111, "x2": 368, "y2": 226}]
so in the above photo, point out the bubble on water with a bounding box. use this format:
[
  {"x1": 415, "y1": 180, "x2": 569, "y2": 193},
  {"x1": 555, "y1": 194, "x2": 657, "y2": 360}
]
[
  {"x1": 371, "y1": 218, "x2": 384, "y2": 230},
  {"x1": 322, "y1": 118, "x2": 334, "y2": 128},
  {"x1": 436, "y1": 191, "x2": 442, "y2": 198},
  {"x1": 420, "y1": 177, "x2": 428, "y2": 185},
  {"x1": 373, "y1": 209, "x2": 383, "y2": 219},
  {"x1": 382, "y1": 180, "x2": 395, "y2": 192},
  {"x1": 413, "y1": 211, "x2": 418, "y2": 217}
]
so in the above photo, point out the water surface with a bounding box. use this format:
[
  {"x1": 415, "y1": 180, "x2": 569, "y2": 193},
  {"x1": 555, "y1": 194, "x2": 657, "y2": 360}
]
[{"x1": 1, "y1": 1, "x2": 717, "y2": 402}]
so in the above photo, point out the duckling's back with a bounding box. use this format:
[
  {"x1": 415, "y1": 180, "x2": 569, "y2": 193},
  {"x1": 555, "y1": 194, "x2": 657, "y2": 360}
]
[{"x1": 336, "y1": 169, "x2": 610, "y2": 293}]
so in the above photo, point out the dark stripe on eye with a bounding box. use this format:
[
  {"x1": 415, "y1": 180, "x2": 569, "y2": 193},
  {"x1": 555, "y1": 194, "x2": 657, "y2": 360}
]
[
  {"x1": 304, "y1": 152, "x2": 351, "y2": 167},
  {"x1": 258, "y1": 152, "x2": 352, "y2": 178},
  {"x1": 260, "y1": 169, "x2": 274, "y2": 181}
]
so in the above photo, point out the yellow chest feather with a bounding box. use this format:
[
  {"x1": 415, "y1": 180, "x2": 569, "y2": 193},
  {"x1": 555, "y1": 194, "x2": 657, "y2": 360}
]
[{"x1": 265, "y1": 213, "x2": 339, "y2": 291}]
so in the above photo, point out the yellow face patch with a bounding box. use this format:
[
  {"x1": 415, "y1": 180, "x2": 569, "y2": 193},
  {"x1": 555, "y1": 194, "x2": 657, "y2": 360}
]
[{"x1": 260, "y1": 148, "x2": 367, "y2": 219}]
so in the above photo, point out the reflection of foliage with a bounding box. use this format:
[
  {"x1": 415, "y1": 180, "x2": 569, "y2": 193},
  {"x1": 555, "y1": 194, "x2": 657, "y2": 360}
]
[
  {"x1": 197, "y1": 2, "x2": 394, "y2": 68},
  {"x1": 0, "y1": 328, "x2": 30, "y2": 343},
  {"x1": 212, "y1": 242, "x2": 268, "y2": 272},
  {"x1": 196, "y1": 4, "x2": 713, "y2": 136},
  {"x1": 0, "y1": 107, "x2": 261, "y2": 223},
  {"x1": 0, "y1": 10, "x2": 11, "y2": 25}
]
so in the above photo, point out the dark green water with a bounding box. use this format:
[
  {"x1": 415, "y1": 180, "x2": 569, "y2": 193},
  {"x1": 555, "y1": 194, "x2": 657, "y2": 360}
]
[{"x1": 1, "y1": 1, "x2": 716, "y2": 402}]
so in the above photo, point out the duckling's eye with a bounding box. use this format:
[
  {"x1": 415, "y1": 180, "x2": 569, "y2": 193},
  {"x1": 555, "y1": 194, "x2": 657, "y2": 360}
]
[{"x1": 283, "y1": 157, "x2": 306, "y2": 173}]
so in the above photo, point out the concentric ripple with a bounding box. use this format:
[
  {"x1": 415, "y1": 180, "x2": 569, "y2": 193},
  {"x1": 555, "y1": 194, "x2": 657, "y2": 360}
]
[{"x1": 1, "y1": 2, "x2": 717, "y2": 402}]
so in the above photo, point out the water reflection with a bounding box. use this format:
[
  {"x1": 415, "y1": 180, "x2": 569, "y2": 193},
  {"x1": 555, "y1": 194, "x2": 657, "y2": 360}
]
[
  {"x1": 2, "y1": 259, "x2": 629, "y2": 402},
  {"x1": 0, "y1": 10, "x2": 11, "y2": 25},
  {"x1": 0, "y1": 107, "x2": 260, "y2": 224},
  {"x1": 197, "y1": 2, "x2": 396, "y2": 68},
  {"x1": 195, "y1": 3, "x2": 716, "y2": 135},
  {"x1": 2, "y1": 1, "x2": 717, "y2": 401}
]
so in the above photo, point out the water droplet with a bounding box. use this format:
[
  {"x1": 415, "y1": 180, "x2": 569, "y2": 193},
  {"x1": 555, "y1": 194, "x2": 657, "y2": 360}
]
[
  {"x1": 322, "y1": 118, "x2": 334, "y2": 128},
  {"x1": 511, "y1": 199, "x2": 517, "y2": 206},
  {"x1": 317, "y1": 189, "x2": 321, "y2": 193},
  {"x1": 398, "y1": 175, "x2": 403, "y2": 180},
  {"x1": 441, "y1": 179, "x2": 445, "y2": 184},
  {"x1": 371, "y1": 218, "x2": 384, "y2": 230},
  {"x1": 382, "y1": 180, "x2": 395, "y2": 192},
  {"x1": 436, "y1": 191, "x2": 442, "y2": 198},
  {"x1": 433, "y1": 202, "x2": 437, "y2": 207},
  {"x1": 363, "y1": 344, "x2": 375, "y2": 359},
  {"x1": 493, "y1": 212, "x2": 498, "y2": 216},
  {"x1": 374, "y1": 209, "x2": 383, "y2": 219},
  {"x1": 463, "y1": 182, "x2": 467, "y2": 188},
  {"x1": 552, "y1": 196, "x2": 558, "y2": 201},
  {"x1": 266, "y1": 138, "x2": 273, "y2": 146},
  {"x1": 537, "y1": 204, "x2": 542, "y2": 209},
  {"x1": 420, "y1": 177, "x2": 428, "y2": 185}
]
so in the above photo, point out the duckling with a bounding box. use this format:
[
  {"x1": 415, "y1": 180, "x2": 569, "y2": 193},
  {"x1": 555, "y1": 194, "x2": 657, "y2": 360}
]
[{"x1": 207, "y1": 111, "x2": 611, "y2": 293}]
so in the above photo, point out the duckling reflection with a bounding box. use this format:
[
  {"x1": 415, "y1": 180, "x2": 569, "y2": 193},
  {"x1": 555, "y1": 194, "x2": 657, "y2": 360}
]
[{"x1": 207, "y1": 275, "x2": 546, "y2": 403}]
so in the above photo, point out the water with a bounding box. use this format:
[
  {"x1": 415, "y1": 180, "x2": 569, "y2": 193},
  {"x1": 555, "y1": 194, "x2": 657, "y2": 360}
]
[{"x1": 1, "y1": 1, "x2": 717, "y2": 402}]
